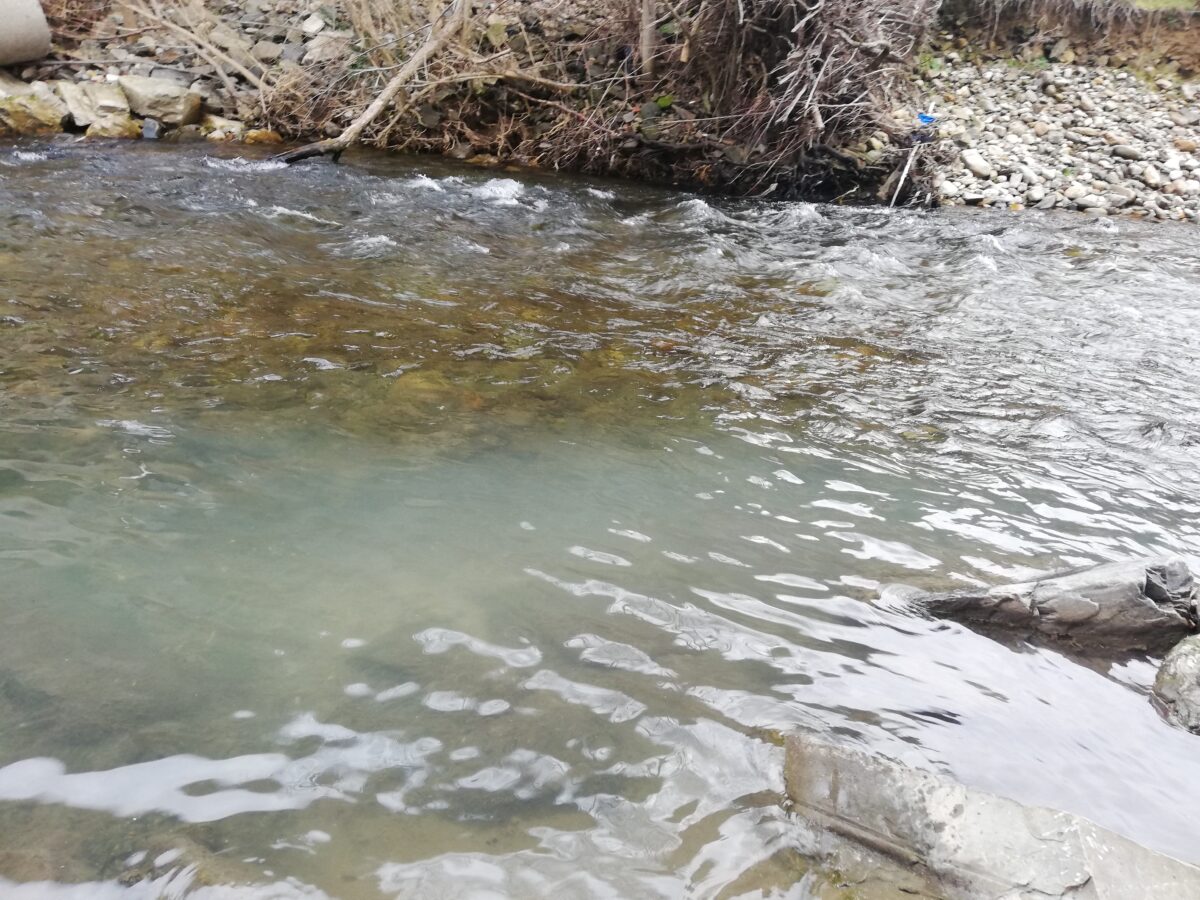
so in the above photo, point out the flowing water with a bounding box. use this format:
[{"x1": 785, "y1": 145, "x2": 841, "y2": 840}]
[{"x1": 0, "y1": 140, "x2": 1198, "y2": 898}]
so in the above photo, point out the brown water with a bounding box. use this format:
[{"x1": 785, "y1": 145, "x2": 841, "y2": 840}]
[{"x1": 0, "y1": 140, "x2": 1198, "y2": 898}]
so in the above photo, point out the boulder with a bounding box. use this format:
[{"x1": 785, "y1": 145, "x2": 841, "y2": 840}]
[
  {"x1": 784, "y1": 734, "x2": 1200, "y2": 900},
  {"x1": 116, "y1": 76, "x2": 202, "y2": 125},
  {"x1": 0, "y1": 0, "x2": 51, "y2": 66},
  {"x1": 54, "y1": 81, "x2": 129, "y2": 128},
  {"x1": 243, "y1": 128, "x2": 283, "y2": 145},
  {"x1": 961, "y1": 148, "x2": 993, "y2": 178},
  {"x1": 0, "y1": 70, "x2": 33, "y2": 99},
  {"x1": 1154, "y1": 635, "x2": 1200, "y2": 733},
  {"x1": 85, "y1": 114, "x2": 142, "y2": 139},
  {"x1": 0, "y1": 83, "x2": 67, "y2": 135},
  {"x1": 883, "y1": 557, "x2": 1197, "y2": 651}
]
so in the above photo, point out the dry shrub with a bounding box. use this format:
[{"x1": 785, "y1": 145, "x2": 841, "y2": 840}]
[
  {"x1": 264, "y1": 0, "x2": 941, "y2": 197},
  {"x1": 943, "y1": 0, "x2": 1196, "y2": 32},
  {"x1": 41, "y1": 0, "x2": 113, "y2": 41}
]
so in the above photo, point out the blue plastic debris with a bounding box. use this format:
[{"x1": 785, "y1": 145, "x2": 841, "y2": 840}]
[{"x1": 917, "y1": 113, "x2": 937, "y2": 125}]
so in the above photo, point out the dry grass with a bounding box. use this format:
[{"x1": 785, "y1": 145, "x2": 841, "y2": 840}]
[
  {"x1": 262, "y1": 0, "x2": 941, "y2": 198},
  {"x1": 41, "y1": 0, "x2": 113, "y2": 40}
]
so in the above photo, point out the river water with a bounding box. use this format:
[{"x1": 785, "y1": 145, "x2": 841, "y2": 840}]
[{"x1": 0, "y1": 141, "x2": 1198, "y2": 898}]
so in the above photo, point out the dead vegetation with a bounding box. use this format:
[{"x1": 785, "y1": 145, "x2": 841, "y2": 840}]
[
  {"x1": 41, "y1": 0, "x2": 114, "y2": 41},
  {"x1": 36, "y1": 0, "x2": 1196, "y2": 198},
  {"x1": 261, "y1": 0, "x2": 943, "y2": 199}
]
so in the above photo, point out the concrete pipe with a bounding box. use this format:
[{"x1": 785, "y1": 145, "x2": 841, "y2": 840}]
[{"x1": 0, "y1": 0, "x2": 52, "y2": 67}]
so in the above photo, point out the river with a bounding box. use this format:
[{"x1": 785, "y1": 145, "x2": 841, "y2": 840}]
[{"x1": 1, "y1": 141, "x2": 1198, "y2": 898}]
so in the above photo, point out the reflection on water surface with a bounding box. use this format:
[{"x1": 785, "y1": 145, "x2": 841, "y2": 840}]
[{"x1": 0, "y1": 141, "x2": 1198, "y2": 898}]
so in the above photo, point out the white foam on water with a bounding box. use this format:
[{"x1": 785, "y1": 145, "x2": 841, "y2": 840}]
[
  {"x1": 263, "y1": 206, "x2": 340, "y2": 225},
  {"x1": 470, "y1": 178, "x2": 525, "y2": 206},
  {"x1": 204, "y1": 156, "x2": 288, "y2": 173}
]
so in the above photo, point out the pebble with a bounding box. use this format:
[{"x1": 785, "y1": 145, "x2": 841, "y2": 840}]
[{"x1": 923, "y1": 54, "x2": 1200, "y2": 222}]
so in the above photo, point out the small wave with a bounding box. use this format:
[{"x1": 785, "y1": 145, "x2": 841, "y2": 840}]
[
  {"x1": 203, "y1": 156, "x2": 287, "y2": 173},
  {"x1": 302, "y1": 357, "x2": 344, "y2": 370},
  {"x1": 586, "y1": 187, "x2": 616, "y2": 200},
  {"x1": 263, "y1": 206, "x2": 340, "y2": 225},
  {"x1": 334, "y1": 234, "x2": 398, "y2": 257},
  {"x1": 402, "y1": 174, "x2": 446, "y2": 192},
  {"x1": 470, "y1": 178, "x2": 525, "y2": 206},
  {"x1": 675, "y1": 197, "x2": 734, "y2": 224},
  {"x1": 97, "y1": 419, "x2": 174, "y2": 440},
  {"x1": 454, "y1": 238, "x2": 491, "y2": 254}
]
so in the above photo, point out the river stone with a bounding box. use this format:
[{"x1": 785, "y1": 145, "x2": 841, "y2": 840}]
[
  {"x1": 54, "y1": 80, "x2": 129, "y2": 128},
  {"x1": 0, "y1": 85, "x2": 66, "y2": 134},
  {"x1": 784, "y1": 734, "x2": 1200, "y2": 900},
  {"x1": 883, "y1": 557, "x2": 1198, "y2": 650},
  {"x1": 961, "y1": 148, "x2": 992, "y2": 178},
  {"x1": 85, "y1": 114, "x2": 142, "y2": 139},
  {"x1": 0, "y1": 70, "x2": 33, "y2": 99},
  {"x1": 1155, "y1": 636, "x2": 1200, "y2": 733},
  {"x1": 117, "y1": 75, "x2": 202, "y2": 125}
]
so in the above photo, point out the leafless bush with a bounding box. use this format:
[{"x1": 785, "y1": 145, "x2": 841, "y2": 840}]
[
  {"x1": 42, "y1": 0, "x2": 112, "y2": 40},
  {"x1": 943, "y1": 0, "x2": 1195, "y2": 32}
]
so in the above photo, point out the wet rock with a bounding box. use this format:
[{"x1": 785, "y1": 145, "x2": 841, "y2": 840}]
[
  {"x1": 161, "y1": 123, "x2": 206, "y2": 143},
  {"x1": 142, "y1": 117, "x2": 163, "y2": 140},
  {"x1": 784, "y1": 733, "x2": 1200, "y2": 900},
  {"x1": 54, "y1": 80, "x2": 129, "y2": 128},
  {"x1": 0, "y1": 86, "x2": 66, "y2": 135},
  {"x1": 1155, "y1": 636, "x2": 1200, "y2": 733},
  {"x1": 242, "y1": 128, "x2": 283, "y2": 144},
  {"x1": 199, "y1": 113, "x2": 245, "y2": 141},
  {"x1": 85, "y1": 114, "x2": 142, "y2": 139},
  {"x1": 117, "y1": 75, "x2": 202, "y2": 126},
  {"x1": 885, "y1": 557, "x2": 1198, "y2": 651}
]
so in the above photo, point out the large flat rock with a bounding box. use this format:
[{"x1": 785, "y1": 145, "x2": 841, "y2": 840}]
[
  {"x1": 784, "y1": 734, "x2": 1200, "y2": 899},
  {"x1": 884, "y1": 557, "x2": 1198, "y2": 651}
]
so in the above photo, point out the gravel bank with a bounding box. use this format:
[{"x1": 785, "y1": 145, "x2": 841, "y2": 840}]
[{"x1": 925, "y1": 53, "x2": 1200, "y2": 221}]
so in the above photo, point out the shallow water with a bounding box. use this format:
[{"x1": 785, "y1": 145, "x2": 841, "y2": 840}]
[{"x1": 0, "y1": 140, "x2": 1198, "y2": 898}]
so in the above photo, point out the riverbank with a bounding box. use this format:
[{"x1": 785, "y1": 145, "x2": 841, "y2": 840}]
[
  {"x1": 923, "y1": 32, "x2": 1200, "y2": 220},
  {"x1": 1, "y1": 0, "x2": 1198, "y2": 218}
]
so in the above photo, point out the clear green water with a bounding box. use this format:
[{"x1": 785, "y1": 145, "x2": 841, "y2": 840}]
[{"x1": 0, "y1": 142, "x2": 1198, "y2": 898}]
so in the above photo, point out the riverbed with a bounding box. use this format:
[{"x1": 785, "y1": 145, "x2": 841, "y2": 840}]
[{"x1": 1, "y1": 141, "x2": 1198, "y2": 898}]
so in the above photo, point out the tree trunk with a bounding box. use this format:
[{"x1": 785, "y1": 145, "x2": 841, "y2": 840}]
[{"x1": 639, "y1": 0, "x2": 656, "y2": 77}]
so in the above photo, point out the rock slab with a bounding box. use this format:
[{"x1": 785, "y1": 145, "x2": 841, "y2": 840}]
[
  {"x1": 117, "y1": 76, "x2": 203, "y2": 126},
  {"x1": 885, "y1": 557, "x2": 1198, "y2": 650},
  {"x1": 784, "y1": 734, "x2": 1200, "y2": 900},
  {"x1": 1154, "y1": 635, "x2": 1200, "y2": 733}
]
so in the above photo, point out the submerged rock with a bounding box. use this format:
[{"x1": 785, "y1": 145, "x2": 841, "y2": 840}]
[
  {"x1": 784, "y1": 734, "x2": 1200, "y2": 899},
  {"x1": 1155, "y1": 635, "x2": 1200, "y2": 733},
  {"x1": 885, "y1": 557, "x2": 1198, "y2": 650}
]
